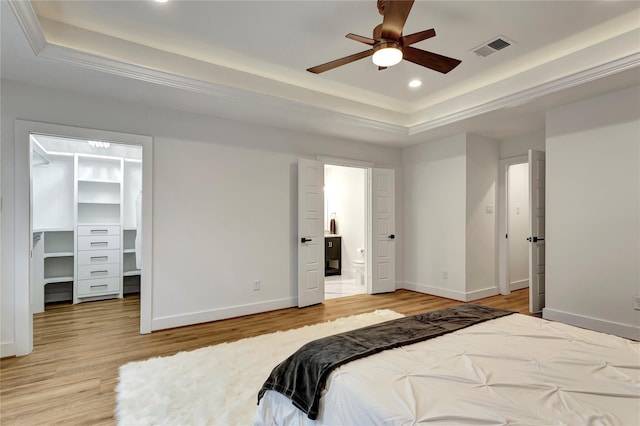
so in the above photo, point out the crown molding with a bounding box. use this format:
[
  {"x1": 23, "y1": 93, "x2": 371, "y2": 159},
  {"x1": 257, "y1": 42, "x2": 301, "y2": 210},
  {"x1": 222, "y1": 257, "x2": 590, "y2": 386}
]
[
  {"x1": 34, "y1": 37, "x2": 640, "y2": 140},
  {"x1": 6, "y1": 0, "x2": 46, "y2": 54},
  {"x1": 8, "y1": 1, "x2": 639, "y2": 142},
  {"x1": 37, "y1": 43, "x2": 407, "y2": 137},
  {"x1": 409, "y1": 53, "x2": 640, "y2": 136}
]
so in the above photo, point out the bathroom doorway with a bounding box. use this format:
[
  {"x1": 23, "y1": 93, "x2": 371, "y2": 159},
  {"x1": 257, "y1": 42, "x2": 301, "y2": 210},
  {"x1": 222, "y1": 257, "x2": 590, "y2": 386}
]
[{"x1": 323, "y1": 164, "x2": 368, "y2": 299}]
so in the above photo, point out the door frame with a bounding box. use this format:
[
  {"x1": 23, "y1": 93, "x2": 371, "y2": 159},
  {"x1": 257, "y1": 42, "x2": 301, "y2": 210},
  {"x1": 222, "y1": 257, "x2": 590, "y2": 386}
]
[
  {"x1": 497, "y1": 155, "x2": 528, "y2": 295},
  {"x1": 13, "y1": 120, "x2": 153, "y2": 356}
]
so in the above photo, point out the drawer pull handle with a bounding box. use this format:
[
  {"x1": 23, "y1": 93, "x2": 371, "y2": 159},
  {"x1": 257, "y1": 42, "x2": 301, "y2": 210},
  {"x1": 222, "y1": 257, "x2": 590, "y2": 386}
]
[
  {"x1": 90, "y1": 284, "x2": 108, "y2": 290},
  {"x1": 90, "y1": 256, "x2": 108, "y2": 261},
  {"x1": 90, "y1": 242, "x2": 108, "y2": 247},
  {"x1": 91, "y1": 270, "x2": 109, "y2": 275},
  {"x1": 90, "y1": 229, "x2": 109, "y2": 234}
]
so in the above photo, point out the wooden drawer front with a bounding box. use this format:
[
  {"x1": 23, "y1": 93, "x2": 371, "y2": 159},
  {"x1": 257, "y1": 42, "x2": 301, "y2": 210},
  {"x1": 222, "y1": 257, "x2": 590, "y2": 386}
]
[
  {"x1": 77, "y1": 225, "x2": 120, "y2": 236},
  {"x1": 77, "y1": 277, "x2": 120, "y2": 296},
  {"x1": 77, "y1": 235, "x2": 120, "y2": 251},
  {"x1": 77, "y1": 249, "x2": 120, "y2": 266},
  {"x1": 78, "y1": 263, "x2": 120, "y2": 280}
]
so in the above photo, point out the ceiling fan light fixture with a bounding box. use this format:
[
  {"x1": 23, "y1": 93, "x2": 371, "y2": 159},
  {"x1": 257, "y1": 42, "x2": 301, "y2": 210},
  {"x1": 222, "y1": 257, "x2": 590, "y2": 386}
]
[{"x1": 372, "y1": 42, "x2": 402, "y2": 67}]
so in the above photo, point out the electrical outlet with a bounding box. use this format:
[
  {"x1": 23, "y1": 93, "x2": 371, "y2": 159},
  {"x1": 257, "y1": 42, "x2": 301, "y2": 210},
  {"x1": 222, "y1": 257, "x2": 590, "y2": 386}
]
[
  {"x1": 442, "y1": 271, "x2": 448, "y2": 280},
  {"x1": 253, "y1": 280, "x2": 260, "y2": 291},
  {"x1": 634, "y1": 296, "x2": 640, "y2": 311}
]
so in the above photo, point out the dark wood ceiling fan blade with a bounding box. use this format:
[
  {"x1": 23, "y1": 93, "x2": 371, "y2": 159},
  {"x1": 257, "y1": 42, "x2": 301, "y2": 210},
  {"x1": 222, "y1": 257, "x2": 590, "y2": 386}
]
[
  {"x1": 400, "y1": 29, "x2": 436, "y2": 46},
  {"x1": 403, "y1": 46, "x2": 461, "y2": 74},
  {"x1": 346, "y1": 33, "x2": 375, "y2": 45},
  {"x1": 381, "y1": 0, "x2": 415, "y2": 40},
  {"x1": 307, "y1": 50, "x2": 373, "y2": 74}
]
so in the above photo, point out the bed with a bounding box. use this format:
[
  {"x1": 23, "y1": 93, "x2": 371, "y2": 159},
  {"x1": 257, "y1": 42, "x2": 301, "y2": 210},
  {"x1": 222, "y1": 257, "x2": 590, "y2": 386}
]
[{"x1": 255, "y1": 305, "x2": 640, "y2": 425}]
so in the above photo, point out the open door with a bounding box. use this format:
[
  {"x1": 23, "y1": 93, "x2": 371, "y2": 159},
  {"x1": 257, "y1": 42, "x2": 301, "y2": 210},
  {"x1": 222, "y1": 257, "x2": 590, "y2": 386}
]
[
  {"x1": 297, "y1": 159, "x2": 324, "y2": 307},
  {"x1": 528, "y1": 150, "x2": 545, "y2": 313},
  {"x1": 370, "y1": 168, "x2": 396, "y2": 294}
]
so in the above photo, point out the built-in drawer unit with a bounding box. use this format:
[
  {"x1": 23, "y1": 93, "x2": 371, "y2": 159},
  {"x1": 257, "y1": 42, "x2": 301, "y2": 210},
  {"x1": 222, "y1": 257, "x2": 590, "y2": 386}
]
[
  {"x1": 77, "y1": 249, "x2": 121, "y2": 266},
  {"x1": 77, "y1": 225, "x2": 121, "y2": 236},
  {"x1": 78, "y1": 263, "x2": 120, "y2": 280},
  {"x1": 77, "y1": 277, "x2": 120, "y2": 296},
  {"x1": 77, "y1": 235, "x2": 121, "y2": 251}
]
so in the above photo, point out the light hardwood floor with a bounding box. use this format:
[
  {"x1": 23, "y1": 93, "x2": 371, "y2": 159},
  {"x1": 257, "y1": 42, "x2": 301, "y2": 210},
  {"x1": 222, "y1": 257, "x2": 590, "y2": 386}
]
[{"x1": 0, "y1": 289, "x2": 529, "y2": 425}]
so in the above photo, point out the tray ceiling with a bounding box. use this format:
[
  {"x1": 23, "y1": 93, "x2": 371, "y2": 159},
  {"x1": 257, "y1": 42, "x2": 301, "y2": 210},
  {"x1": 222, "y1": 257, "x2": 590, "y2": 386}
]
[{"x1": 3, "y1": 1, "x2": 640, "y2": 145}]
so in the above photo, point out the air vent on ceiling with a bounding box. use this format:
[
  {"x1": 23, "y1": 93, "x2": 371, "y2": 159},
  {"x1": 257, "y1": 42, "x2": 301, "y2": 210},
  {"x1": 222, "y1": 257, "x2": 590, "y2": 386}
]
[{"x1": 471, "y1": 35, "x2": 514, "y2": 57}]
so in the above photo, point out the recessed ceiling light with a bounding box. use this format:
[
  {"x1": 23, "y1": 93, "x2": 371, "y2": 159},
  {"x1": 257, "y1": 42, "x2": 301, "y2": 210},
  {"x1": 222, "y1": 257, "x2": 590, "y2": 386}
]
[
  {"x1": 154, "y1": 0, "x2": 169, "y2": 3},
  {"x1": 408, "y1": 79, "x2": 422, "y2": 88}
]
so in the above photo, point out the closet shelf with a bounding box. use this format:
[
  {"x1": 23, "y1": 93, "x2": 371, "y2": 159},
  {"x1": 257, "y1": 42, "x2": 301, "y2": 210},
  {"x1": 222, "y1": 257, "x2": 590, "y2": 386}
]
[
  {"x1": 34, "y1": 228, "x2": 74, "y2": 233},
  {"x1": 44, "y1": 252, "x2": 74, "y2": 258},
  {"x1": 44, "y1": 276, "x2": 74, "y2": 285},
  {"x1": 77, "y1": 178, "x2": 121, "y2": 184},
  {"x1": 77, "y1": 201, "x2": 121, "y2": 205},
  {"x1": 123, "y1": 270, "x2": 141, "y2": 277}
]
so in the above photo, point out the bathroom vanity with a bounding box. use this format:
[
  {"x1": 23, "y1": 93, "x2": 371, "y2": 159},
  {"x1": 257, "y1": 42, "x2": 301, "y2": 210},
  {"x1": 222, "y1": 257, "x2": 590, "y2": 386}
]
[{"x1": 324, "y1": 236, "x2": 342, "y2": 276}]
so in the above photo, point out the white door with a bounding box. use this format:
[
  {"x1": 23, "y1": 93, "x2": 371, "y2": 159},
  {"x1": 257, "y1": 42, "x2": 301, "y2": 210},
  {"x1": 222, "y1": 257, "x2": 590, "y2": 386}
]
[
  {"x1": 528, "y1": 150, "x2": 546, "y2": 313},
  {"x1": 370, "y1": 168, "x2": 396, "y2": 293},
  {"x1": 297, "y1": 159, "x2": 324, "y2": 307}
]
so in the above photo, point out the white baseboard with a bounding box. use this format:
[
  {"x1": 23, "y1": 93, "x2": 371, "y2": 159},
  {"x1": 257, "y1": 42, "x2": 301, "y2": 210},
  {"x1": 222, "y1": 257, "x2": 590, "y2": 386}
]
[
  {"x1": 509, "y1": 279, "x2": 529, "y2": 291},
  {"x1": 401, "y1": 281, "x2": 466, "y2": 301},
  {"x1": 1, "y1": 341, "x2": 16, "y2": 358},
  {"x1": 543, "y1": 307, "x2": 640, "y2": 341},
  {"x1": 400, "y1": 282, "x2": 499, "y2": 302},
  {"x1": 465, "y1": 286, "x2": 500, "y2": 301},
  {"x1": 151, "y1": 297, "x2": 296, "y2": 331}
]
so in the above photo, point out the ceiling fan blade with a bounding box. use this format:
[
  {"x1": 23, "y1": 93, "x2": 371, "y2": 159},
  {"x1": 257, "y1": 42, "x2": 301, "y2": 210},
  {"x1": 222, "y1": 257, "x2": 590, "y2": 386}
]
[
  {"x1": 381, "y1": 0, "x2": 415, "y2": 40},
  {"x1": 307, "y1": 50, "x2": 373, "y2": 74},
  {"x1": 400, "y1": 29, "x2": 436, "y2": 46},
  {"x1": 403, "y1": 46, "x2": 461, "y2": 74},
  {"x1": 346, "y1": 33, "x2": 375, "y2": 45}
]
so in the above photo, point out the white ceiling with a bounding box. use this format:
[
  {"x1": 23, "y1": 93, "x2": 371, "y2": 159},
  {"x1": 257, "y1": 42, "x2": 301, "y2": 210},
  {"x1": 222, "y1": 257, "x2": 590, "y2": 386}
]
[{"x1": 2, "y1": 1, "x2": 639, "y2": 146}]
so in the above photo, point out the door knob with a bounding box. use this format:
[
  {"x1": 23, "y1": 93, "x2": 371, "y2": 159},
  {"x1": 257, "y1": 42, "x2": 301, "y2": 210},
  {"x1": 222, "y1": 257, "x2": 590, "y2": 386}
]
[
  {"x1": 527, "y1": 236, "x2": 544, "y2": 242},
  {"x1": 388, "y1": 234, "x2": 395, "y2": 239},
  {"x1": 301, "y1": 237, "x2": 312, "y2": 243}
]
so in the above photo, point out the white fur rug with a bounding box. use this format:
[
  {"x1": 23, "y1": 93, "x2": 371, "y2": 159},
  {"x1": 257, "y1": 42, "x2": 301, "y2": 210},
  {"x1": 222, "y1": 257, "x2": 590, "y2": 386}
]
[{"x1": 116, "y1": 309, "x2": 404, "y2": 426}]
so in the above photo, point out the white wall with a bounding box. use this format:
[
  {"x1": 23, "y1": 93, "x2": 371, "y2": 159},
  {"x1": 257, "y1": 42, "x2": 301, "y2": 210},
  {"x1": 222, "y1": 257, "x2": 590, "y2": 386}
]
[
  {"x1": 32, "y1": 156, "x2": 74, "y2": 230},
  {"x1": 403, "y1": 133, "x2": 499, "y2": 301},
  {"x1": 466, "y1": 135, "x2": 499, "y2": 298},
  {"x1": 544, "y1": 85, "x2": 640, "y2": 340},
  {"x1": 507, "y1": 163, "x2": 529, "y2": 287},
  {"x1": 500, "y1": 130, "x2": 545, "y2": 159},
  {"x1": 0, "y1": 79, "x2": 403, "y2": 355},
  {"x1": 123, "y1": 161, "x2": 142, "y2": 229},
  {"x1": 402, "y1": 134, "x2": 467, "y2": 299},
  {"x1": 324, "y1": 165, "x2": 366, "y2": 277}
]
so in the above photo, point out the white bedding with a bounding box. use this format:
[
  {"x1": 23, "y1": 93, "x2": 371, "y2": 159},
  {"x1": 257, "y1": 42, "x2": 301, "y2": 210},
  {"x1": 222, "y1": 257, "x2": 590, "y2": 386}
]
[{"x1": 255, "y1": 313, "x2": 640, "y2": 425}]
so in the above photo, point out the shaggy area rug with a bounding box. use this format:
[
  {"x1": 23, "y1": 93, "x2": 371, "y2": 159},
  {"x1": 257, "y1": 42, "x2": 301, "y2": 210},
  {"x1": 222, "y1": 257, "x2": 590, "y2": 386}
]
[{"x1": 116, "y1": 309, "x2": 404, "y2": 425}]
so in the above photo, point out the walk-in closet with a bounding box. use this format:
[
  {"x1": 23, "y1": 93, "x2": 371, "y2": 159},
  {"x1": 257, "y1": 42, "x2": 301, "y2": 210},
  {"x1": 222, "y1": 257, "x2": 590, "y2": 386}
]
[{"x1": 31, "y1": 134, "x2": 143, "y2": 312}]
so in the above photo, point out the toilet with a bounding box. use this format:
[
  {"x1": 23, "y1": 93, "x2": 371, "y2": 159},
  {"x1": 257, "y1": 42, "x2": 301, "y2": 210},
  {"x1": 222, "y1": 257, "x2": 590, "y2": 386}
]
[{"x1": 353, "y1": 248, "x2": 365, "y2": 286}]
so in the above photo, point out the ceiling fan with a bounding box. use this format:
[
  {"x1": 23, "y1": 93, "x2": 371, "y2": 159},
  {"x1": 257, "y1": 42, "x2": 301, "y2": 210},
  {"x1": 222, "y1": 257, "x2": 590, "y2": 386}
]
[{"x1": 307, "y1": 0, "x2": 461, "y2": 75}]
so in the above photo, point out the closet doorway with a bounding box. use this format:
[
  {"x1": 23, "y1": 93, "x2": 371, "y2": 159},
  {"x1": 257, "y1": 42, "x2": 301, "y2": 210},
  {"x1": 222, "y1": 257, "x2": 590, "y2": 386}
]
[
  {"x1": 498, "y1": 155, "x2": 530, "y2": 295},
  {"x1": 31, "y1": 134, "x2": 142, "y2": 312},
  {"x1": 13, "y1": 120, "x2": 153, "y2": 356},
  {"x1": 323, "y1": 164, "x2": 368, "y2": 300}
]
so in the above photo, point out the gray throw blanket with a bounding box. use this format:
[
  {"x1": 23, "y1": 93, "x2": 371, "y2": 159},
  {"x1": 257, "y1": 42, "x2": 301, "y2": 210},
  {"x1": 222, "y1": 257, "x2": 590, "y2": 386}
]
[{"x1": 257, "y1": 304, "x2": 514, "y2": 420}]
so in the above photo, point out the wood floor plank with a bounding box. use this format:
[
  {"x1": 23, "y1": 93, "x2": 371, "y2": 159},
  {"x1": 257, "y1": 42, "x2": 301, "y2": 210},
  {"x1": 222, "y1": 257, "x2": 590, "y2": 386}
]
[{"x1": 0, "y1": 289, "x2": 529, "y2": 425}]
